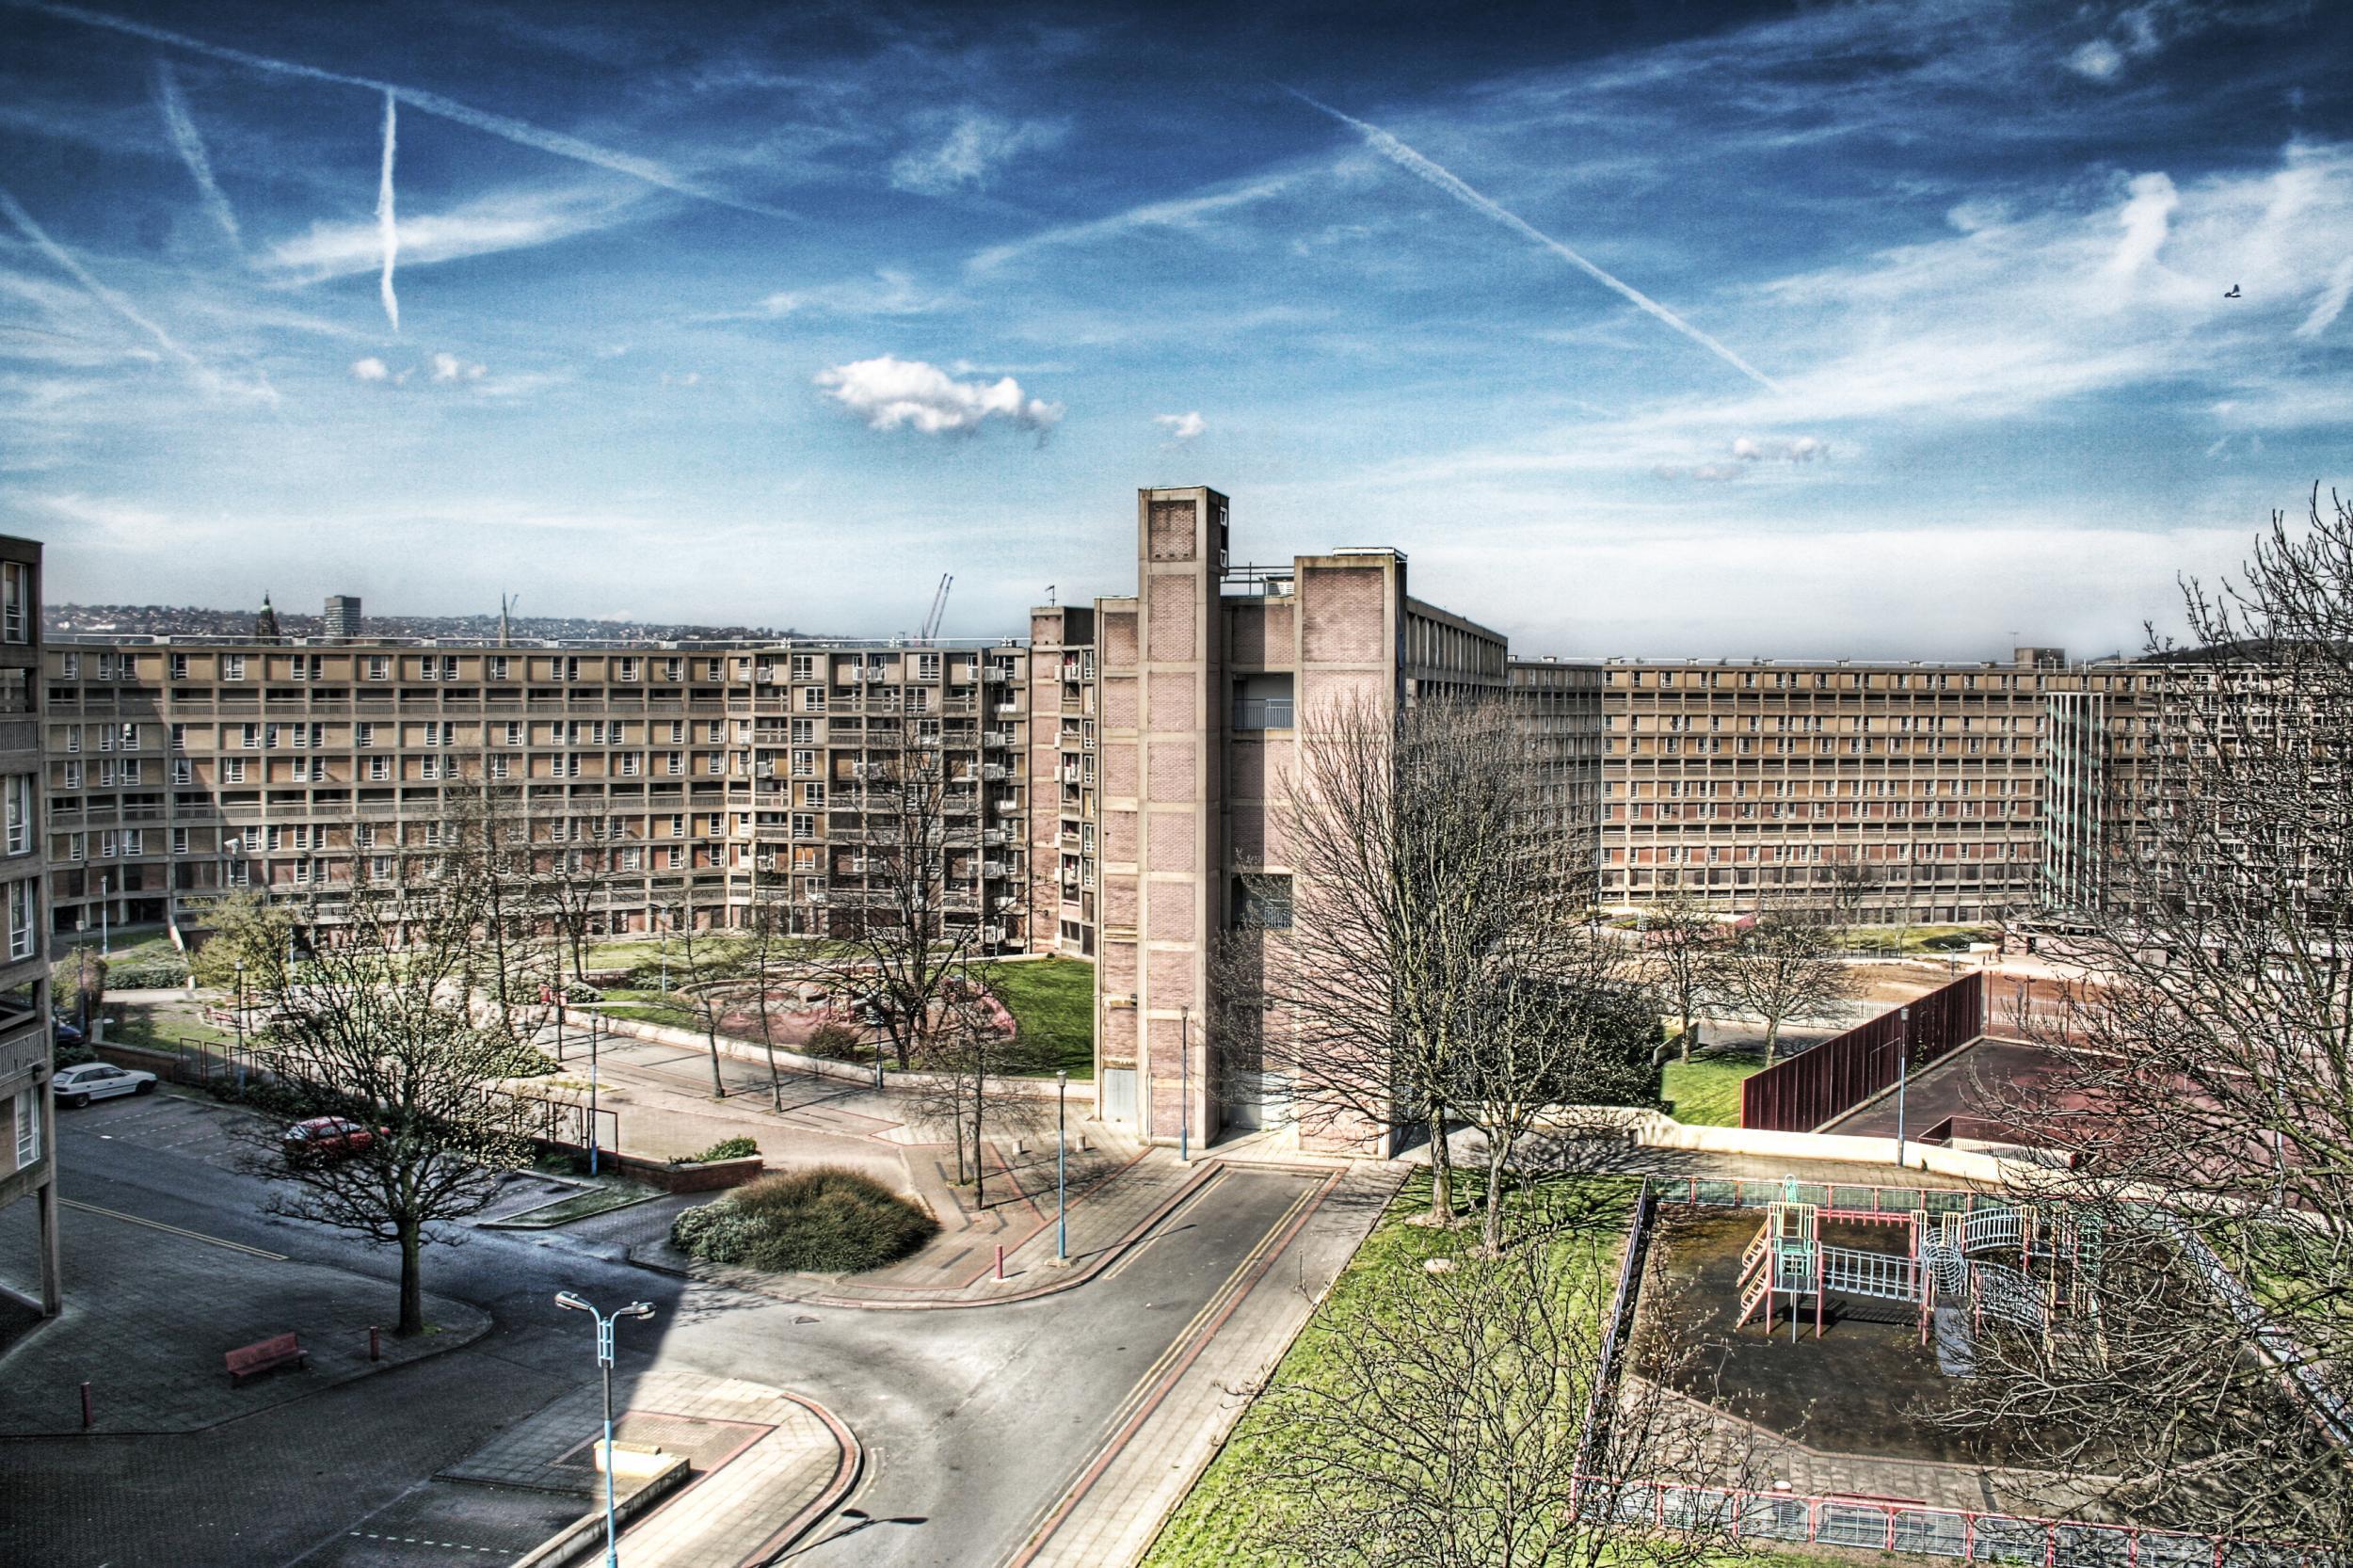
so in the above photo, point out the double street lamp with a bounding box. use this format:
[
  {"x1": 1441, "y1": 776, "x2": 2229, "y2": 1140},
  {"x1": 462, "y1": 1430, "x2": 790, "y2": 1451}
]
[{"x1": 553, "y1": 1291, "x2": 656, "y2": 1568}]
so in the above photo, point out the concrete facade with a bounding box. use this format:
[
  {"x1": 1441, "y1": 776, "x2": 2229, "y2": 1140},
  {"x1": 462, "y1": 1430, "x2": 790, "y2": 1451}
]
[
  {"x1": 1091, "y1": 489, "x2": 1507, "y2": 1148},
  {"x1": 0, "y1": 535, "x2": 57, "y2": 1320}
]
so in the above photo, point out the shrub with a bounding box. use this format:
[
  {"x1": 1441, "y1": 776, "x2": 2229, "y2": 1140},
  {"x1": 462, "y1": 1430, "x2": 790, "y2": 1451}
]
[
  {"x1": 103, "y1": 954, "x2": 191, "y2": 988},
  {"x1": 801, "y1": 1022, "x2": 867, "y2": 1062},
  {"x1": 680, "y1": 1135, "x2": 759, "y2": 1164},
  {"x1": 668, "y1": 1165, "x2": 937, "y2": 1274}
]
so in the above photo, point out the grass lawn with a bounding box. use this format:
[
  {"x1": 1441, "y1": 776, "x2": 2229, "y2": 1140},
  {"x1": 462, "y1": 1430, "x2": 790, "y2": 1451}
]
[
  {"x1": 1661, "y1": 1046, "x2": 1768, "y2": 1127},
  {"x1": 106, "y1": 1001, "x2": 235, "y2": 1053},
  {"x1": 1142, "y1": 1173, "x2": 1638, "y2": 1568},
  {"x1": 975, "y1": 956, "x2": 1094, "y2": 1079},
  {"x1": 1835, "y1": 924, "x2": 1995, "y2": 953},
  {"x1": 595, "y1": 995, "x2": 705, "y2": 1032},
  {"x1": 1144, "y1": 1170, "x2": 1847, "y2": 1568}
]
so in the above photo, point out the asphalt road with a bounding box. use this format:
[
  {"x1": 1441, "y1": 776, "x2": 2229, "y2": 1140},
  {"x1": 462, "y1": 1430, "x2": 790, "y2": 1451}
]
[{"x1": 2, "y1": 1092, "x2": 1327, "y2": 1568}]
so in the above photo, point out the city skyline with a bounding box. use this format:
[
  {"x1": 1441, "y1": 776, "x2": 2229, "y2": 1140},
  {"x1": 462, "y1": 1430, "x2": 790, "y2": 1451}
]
[{"x1": 4, "y1": 1, "x2": 2351, "y2": 660}]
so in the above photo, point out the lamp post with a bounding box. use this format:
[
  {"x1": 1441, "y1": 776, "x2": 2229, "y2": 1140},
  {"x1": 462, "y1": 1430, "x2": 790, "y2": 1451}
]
[
  {"x1": 588, "y1": 1012, "x2": 602, "y2": 1177},
  {"x1": 1178, "y1": 1006, "x2": 1191, "y2": 1163},
  {"x1": 99, "y1": 874, "x2": 109, "y2": 958},
  {"x1": 232, "y1": 958, "x2": 247, "y2": 1089},
  {"x1": 867, "y1": 1001, "x2": 886, "y2": 1092},
  {"x1": 1055, "y1": 1068, "x2": 1069, "y2": 1263},
  {"x1": 553, "y1": 1291, "x2": 655, "y2": 1568},
  {"x1": 1894, "y1": 1005, "x2": 1912, "y2": 1169}
]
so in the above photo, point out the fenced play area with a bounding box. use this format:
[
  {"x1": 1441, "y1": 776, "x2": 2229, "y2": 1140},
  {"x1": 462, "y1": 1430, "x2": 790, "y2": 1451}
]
[{"x1": 1609, "y1": 1175, "x2": 2345, "y2": 1565}]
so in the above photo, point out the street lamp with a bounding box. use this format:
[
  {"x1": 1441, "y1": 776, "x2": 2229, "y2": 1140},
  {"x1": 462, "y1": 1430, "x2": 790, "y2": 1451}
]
[
  {"x1": 864, "y1": 1000, "x2": 885, "y2": 1092},
  {"x1": 588, "y1": 1012, "x2": 603, "y2": 1176},
  {"x1": 553, "y1": 1291, "x2": 655, "y2": 1568},
  {"x1": 99, "y1": 873, "x2": 110, "y2": 958},
  {"x1": 1894, "y1": 1005, "x2": 1912, "y2": 1169},
  {"x1": 1055, "y1": 1069, "x2": 1069, "y2": 1263},
  {"x1": 1177, "y1": 1006, "x2": 1191, "y2": 1163}
]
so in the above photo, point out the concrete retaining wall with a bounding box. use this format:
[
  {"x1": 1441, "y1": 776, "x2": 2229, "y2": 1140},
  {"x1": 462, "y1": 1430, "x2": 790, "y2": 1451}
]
[{"x1": 1538, "y1": 1104, "x2": 2066, "y2": 1185}]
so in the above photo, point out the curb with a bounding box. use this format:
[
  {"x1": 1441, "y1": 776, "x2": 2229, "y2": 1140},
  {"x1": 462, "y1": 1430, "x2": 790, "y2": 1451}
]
[
  {"x1": 621, "y1": 1159, "x2": 1236, "y2": 1313},
  {"x1": 734, "y1": 1390, "x2": 866, "y2": 1566}
]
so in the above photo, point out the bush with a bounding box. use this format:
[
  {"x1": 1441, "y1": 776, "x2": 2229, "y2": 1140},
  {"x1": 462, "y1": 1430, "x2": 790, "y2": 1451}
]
[
  {"x1": 102, "y1": 954, "x2": 191, "y2": 988},
  {"x1": 668, "y1": 1165, "x2": 937, "y2": 1274},
  {"x1": 680, "y1": 1135, "x2": 759, "y2": 1164},
  {"x1": 801, "y1": 1022, "x2": 868, "y2": 1063}
]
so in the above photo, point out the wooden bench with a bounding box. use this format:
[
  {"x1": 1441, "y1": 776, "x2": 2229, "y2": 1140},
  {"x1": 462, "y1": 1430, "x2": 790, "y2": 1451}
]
[{"x1": 225, "y1": 1333, "x2": 307, "y2": 1384}]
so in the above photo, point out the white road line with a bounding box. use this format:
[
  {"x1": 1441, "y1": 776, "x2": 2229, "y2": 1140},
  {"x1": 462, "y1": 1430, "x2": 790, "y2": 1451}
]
[{"x1": 59, "y1": 1198, "x2": 286, "y2": 1259}]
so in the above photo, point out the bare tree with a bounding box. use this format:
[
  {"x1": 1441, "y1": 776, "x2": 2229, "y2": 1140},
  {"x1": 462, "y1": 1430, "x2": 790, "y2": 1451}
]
[
  {"x1": 1453, "y1": 970, "x2": 1662, "y2": 1255},
  {"x1": 1636, "y1": 894, "x2": 1730, "y2": 1063},
  {"x1": 800, "y1": 739, "x2": 985, "y2": 1070},
  {"x1": 1954, "y1": 486, "x2": 2353, "y2": 1540},
  {"x1": 238, "y1": 856, "x2": 539, "y2": 1336},
  {"x1": 1220, "y1": 695, "x2": 1571, "y2": 1226},
  {"x1": 901, "y1": 974, "x2": 1055, "y2": 1207},
  {"x1": 542, "y1": 846, "x2": 607, "y2": 991},
  {"x1": 739, "y1": 872, "x2": 796, "y2": 1110},
  {"x1": 1241, "y1": 1221, "x2": 1754, "y2": 1568},
  {"x1": 1717, "y1": 904, "x2": 1851, "y2": 1058},
  {"x1": 661, "y1": 888, "x2": 746, "y2": 1098}
]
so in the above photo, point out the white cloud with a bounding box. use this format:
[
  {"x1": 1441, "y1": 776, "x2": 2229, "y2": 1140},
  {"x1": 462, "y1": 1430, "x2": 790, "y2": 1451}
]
[
  {"x1": 1731, "y1": 434, "x2": 1826, "y2": 462},
  {"x1": 349, "y1": 356, "x2": 389, "y2": 381},
  {"x1": 2066, "y1": 40, "x2": 2123, "y2": 80},
  {"x1": 2106, "y1": 171, "x2": 2178, "y2": 278},
  {"x1": 430, "y1": 352, "x2": 486, "y2": 382},
  {"x1": 815, "y1": 355, "x2": 1063, "y2": 438},
  {"x1": 1154, "y1": 411, "x2": 1206, "y2": 440},
  {"x1": 267, "y1": 185, "x2": 649, "y2": 281},
  {"x1": 890, "y1": 112, "x2": 1061, "y2": 196},
  {"x1": 661, "y1": 371, "x2": 701, "y2": 388},
  {"x1": 2294, "y1": 255, "x2": 2353, "y2": 338},
  {"x1": 723, "y1": 269, "x2": 953, "y2": 322}
]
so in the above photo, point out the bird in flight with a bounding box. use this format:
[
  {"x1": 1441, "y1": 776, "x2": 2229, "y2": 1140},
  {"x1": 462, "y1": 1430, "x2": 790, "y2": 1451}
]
[{"x1": 2224, "y1": 284, "x2": 2243, "y2": 298}]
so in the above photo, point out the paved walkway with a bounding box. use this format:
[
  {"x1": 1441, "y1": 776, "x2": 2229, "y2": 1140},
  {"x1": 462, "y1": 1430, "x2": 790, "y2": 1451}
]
[
  {"x1": 1013, "y1": 1160, "x2": 1404, "y2": 1568},
  {"x1": 0, "y1": 1188, "x2": 487, "y2": 1434},
  {"x1": 440, "y1": 1368, "x2": 855, "y2": 1568}
]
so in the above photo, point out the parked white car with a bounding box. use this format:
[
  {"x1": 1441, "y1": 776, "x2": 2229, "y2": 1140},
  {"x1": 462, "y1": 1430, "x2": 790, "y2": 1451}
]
[{"x1": 53, "y1": 1062, "x2": 158, "y2": 1108}]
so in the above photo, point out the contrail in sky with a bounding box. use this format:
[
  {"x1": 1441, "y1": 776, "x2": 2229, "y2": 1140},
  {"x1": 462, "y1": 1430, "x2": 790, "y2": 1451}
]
[
  {"x1": 1289, "y1": 89, "x2": 1782, "y2": 393},
  {"x1": 376, "y1": 91, "x2": 398, "y2": 331},
  {"x1": 12, "y1": 0, "x2": 793, "y2": 219},
  {"x1": 152, "y1": 57, "x2": 240, "y2": 245},
  {"x1": 0, "y1": 184, "x2": 275, "y2": 402}
]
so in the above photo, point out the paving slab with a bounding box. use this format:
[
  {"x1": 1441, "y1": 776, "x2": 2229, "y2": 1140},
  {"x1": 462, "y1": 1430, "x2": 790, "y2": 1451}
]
[{"x1": 0, "y1": 1190, "x2": 487, "y2": 1434}]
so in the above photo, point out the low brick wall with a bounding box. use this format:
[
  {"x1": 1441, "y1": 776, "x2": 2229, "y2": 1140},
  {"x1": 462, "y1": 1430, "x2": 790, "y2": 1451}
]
[
  {"x1": 534, "y1": 1142, "x2": 766, "y2": 1193},
  {"x1": 91, "y1": 1040, "x2": 188, "y2": 1080}
]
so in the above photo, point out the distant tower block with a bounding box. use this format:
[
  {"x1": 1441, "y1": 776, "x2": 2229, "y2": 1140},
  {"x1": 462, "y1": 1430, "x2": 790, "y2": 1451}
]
[{"x1": 324, "y1": 595, "x2": 362, "y2": 640}]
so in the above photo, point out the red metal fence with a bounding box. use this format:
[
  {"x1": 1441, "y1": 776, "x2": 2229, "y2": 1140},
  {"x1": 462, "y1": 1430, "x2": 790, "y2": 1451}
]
[
  {"x1": 1739, "y1": 971, "x2": 1984, "y2": 1133},
  {"x1": 1582, "y1": 1476, "x2": 2337, "y2": 1567}
]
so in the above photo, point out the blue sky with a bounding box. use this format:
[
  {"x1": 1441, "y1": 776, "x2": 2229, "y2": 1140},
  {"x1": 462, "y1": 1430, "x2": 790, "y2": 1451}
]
[{"x1": 2, "y1": 0, "x2": 2349, "y2": 657}]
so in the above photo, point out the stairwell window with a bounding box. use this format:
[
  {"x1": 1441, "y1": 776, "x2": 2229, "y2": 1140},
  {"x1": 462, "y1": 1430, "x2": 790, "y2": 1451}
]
[{"x1": 1232, "y1": 872, "x2": 1293, "y2": 930}]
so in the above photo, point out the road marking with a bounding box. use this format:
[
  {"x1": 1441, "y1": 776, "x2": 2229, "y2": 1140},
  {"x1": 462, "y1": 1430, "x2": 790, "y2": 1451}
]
[
  {"x1": 60, "y1": 1198, "x2": 286, "y2": 1260},
  {"x1": 1007, "y1": 1169, "x2": 1336, "y2": 1565}
]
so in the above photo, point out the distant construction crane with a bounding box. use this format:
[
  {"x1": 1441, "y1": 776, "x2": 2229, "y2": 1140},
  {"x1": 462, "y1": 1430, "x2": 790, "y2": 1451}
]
[{"x1": 920, "y1": 573, "x2": 952, "y2": 644}]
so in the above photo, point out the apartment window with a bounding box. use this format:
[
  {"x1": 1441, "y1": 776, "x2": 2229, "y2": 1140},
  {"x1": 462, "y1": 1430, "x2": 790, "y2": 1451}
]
[
  {"x1": 663, "y1": 658, "x2": 683, "y2": 681},
  {"x1": 791, "y1": 654, "x2": 815, "y2": 680},
  {"x1": 13, "y1": 1086, "x2": 38, "y2": 1168},
  {"x1": 366, "y1": 756, "x2": 390, "y2": 781},
  {"x1": 1233, "y1": 872, "x2": 1294, "y2": 930},
  {"x1": 171, "y1": 827, "x2": 189, "y2": 855},
  {"x1": 170, "y1": 759, "x2": 191, "y2": 786},
  {"x1": 439, "y1": 655, "x2": 458, "y2": 680},
  {"x1": 804, "y1": 780, "x2": 826, "y2": 808},
  {"x1": 664, "y1": 752, "x2": 683, "y2": 776},
  {"x1": 67, "y1": 833, "x2": 84, "y2": 861},
  {"x1": 424, "y1": 722, "x2": 448, "y2": 747},
  {"x1": 917, "y1": 652, "x2": 940, "y2": 680},
  {"x1": 97, "y1": 724, "x2": 114, "y2": 753},
  {"x1": 355, "y1": 722, "x2": 375, "y2": 748},
  {"x1": 355, "y1": 824, "x2": 375, "y2": 848},
  {"x1": 663, "y1": 845, "x2": 683, "y2": 870},
  {"x1": 98, "y1": 760, "x2": 118, "y2": 788},
  {"x1": 288, "y1": 758, "x2": 315, "y2": 782},
  {"x1": 227, "y1": 861, "x2": 249, "y2": 887},
  {"x1": 420, "y1": 756, "x2": 443, "y2": 780},
  {"x1": 101, "y1": 829, "x2": 119, "y2": 858},
  {"x1": 559, "y1": 657, "x2": 581, "y2": 682},
  {"x1": 368, "y1": 656, "x2": 390, "y2": 680},
  {"x1": 0, "y1": 563, "x2": 26, "y2": 645},
  {"x1": 241, "y1": 723, "x2": 261, "y2": 749},
  {"x1": 60, "y1": 652, "x2": 79, "y2": 680},
  {"x1": 617, "y1": 753, "x2": 640, "y2": 776},
  {"x1": 502, "y1": 721, "x2": 522, "y2": 745},
  {"x1": 222, "y1": 654, "x2": 246, "y2": 681},
  {"x1": 488, "y1": 755, "x2": 510, "y2": 781},
  {"x1": 168, "y1": 652, "x2": 188, "y2": 680},
  {"x1": 224, "y1": 758, "x2": 247, "y2": 783},
  {"x1": 488, "y1": 655, "x2": 510, "y2": 681},
  {"x1": 619, "y1": 847, "x2": 642, "y2": 872},
  {"x1": 791, "y1": 814, "x2": 816, "y2": 839},
  {"x1": 64, "y1": 727, "x2": 79, "y2": 755},
  {"x1": 617, "y1": 657, "x2": 638, "y2": 681},
  {"x1": 121, "y1": 828, "x2": 142, "y2": 856}
]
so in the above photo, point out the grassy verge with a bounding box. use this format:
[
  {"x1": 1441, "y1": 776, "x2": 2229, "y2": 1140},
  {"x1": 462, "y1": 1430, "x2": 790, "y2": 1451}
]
[
  {"x1": 105, "y1": 1001, "x2": 236, "y2": 1053},
  {"x1": 1835, "y1": 924, "x2": 1995, "y2": 953},
  {"x1": 1662, "y1": 1046, "x2": 1768, "y2": 1127},
  {"x1": 1142, "y1": 1173, "x2": 1635, "y2": 1568},
  {"x1": 975, "y1": 956, "x2": 1094, "y2": 1079}
]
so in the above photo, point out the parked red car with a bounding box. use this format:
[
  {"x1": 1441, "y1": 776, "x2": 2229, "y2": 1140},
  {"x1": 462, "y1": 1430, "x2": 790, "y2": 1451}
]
[{"x1": 282, "y1": 1116, "x2": 381, "y2": 1164}]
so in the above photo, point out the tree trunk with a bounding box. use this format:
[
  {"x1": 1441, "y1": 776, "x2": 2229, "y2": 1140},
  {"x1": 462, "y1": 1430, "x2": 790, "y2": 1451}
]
[
  {"x1": 1678, "y1": 1006, "x2": 1697, "y2": 1063},
  {"x1": 397, "y1": 1223, "x2": 424, "y2": 1337},
  {"x1": 1762, "y1": 1016, "x2": 1781, "y2": 1059},
  {"x1": 1482, "y1": 1133, "x2": 1507, "y2": 1255},
  {"x1": 970, "y1": 1082, "x2": 987, "y2": 1208},
  {"x1": 1428, "y1": 1105, "x2": 1455, "y2": 1225}
]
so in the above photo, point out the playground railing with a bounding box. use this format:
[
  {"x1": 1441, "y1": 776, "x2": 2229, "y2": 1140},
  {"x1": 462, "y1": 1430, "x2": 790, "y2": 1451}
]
[
  {"x1": 1579, "y1": 1475, "x2": 2339, "y2": 1568},
  {"x1": 1657, "y1": 1174, "x2": 2001, "y2": 1217}
]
